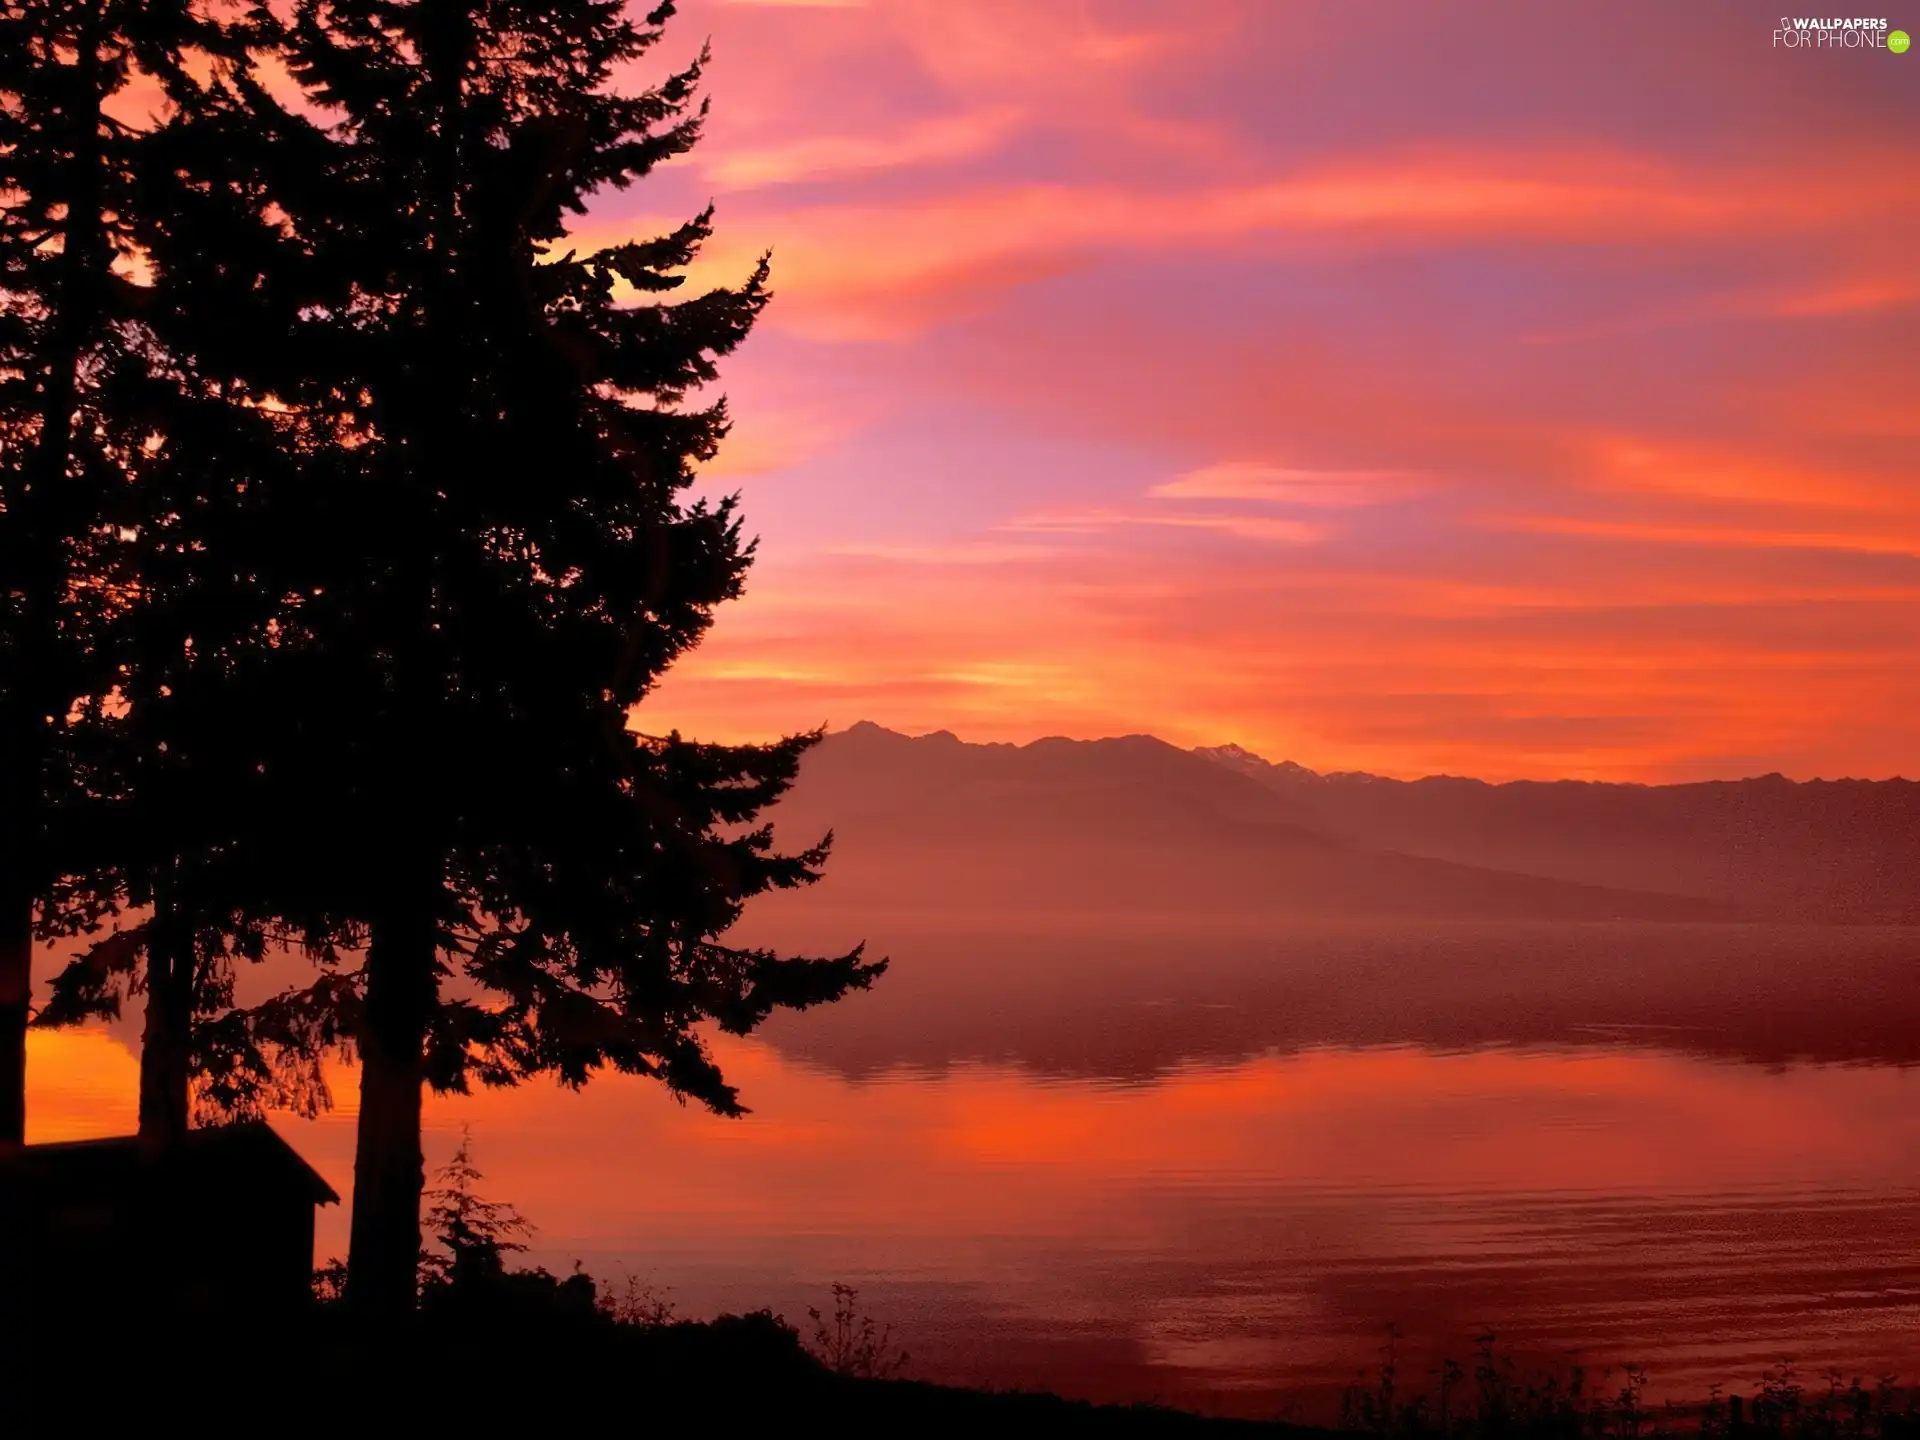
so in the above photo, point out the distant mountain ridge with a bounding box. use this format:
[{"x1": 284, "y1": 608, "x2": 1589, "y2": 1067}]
[
  {"x1": 1194, "y1": 740, "x2": 1920, "y2": 922},
  {"x1": 740, "y1": 723, "x2": 1920, "y2": 925},
  {"x1": 746, "y1": 723, "x2": 1776, "y2": 925}
]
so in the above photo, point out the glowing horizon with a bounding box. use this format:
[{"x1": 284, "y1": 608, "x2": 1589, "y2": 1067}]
[{"x1": 614, "y1": 1, "x2": 1919, "y2": 783}]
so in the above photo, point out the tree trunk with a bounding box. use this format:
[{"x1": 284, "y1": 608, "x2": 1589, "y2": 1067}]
[
  {"x1": 0, "y1": 874, "x2": 30, "y2": 1147},
  {"x1": 137, "y1": 904, "x2": 194, "y2": 1147},
  {"x1": 346, "y1": 894, "x2": 439, "y2": 1321}
]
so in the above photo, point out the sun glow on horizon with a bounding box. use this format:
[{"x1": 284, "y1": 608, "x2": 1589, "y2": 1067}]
[{"x1": 602, "y1": 0, "x2": 1920, "y2": 784}]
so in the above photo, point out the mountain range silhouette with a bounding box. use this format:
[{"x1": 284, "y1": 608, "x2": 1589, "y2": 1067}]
[{"x1": 751, "y1": 723, "x2": 1920, "y2": 924}]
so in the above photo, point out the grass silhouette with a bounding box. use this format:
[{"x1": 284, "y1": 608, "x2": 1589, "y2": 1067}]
[{"x1": 1338, "y1": 1328, "x2": 1920, "y2": 1440}]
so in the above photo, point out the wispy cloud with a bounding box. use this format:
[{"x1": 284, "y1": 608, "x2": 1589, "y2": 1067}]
[
  {"x1": 619, "y1": 148, "x2": 1911, "y2": 339},
  {"x1": 1009, "y1": 507, "x2": 1329, "y2": 545},
  {"x1": 1494, "y1": 515, "x2": 1920, "y2": 559},
  {"x1": 703, "y1": 107, "x2": 1023, "y2": 188},
  {"x1": 823, "y1": 539, "x2": 1065, "y2": 566},
  {"x1": 1582, "y1": 438, "x2": 1917, "y2": 515},
  {"x1": 1151, "y1": 462, "x2": 1429, "y2": 507}
]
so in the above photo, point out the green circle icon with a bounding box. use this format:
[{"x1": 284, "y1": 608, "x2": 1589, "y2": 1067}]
[{"x1": 1892, "y1": 29, "x2": 1912, "y2": 53}]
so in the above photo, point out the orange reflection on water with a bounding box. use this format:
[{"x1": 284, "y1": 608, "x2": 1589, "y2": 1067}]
[
  {"x1": 32, "y1": 1032, "x2": 1920, "y2": 1416},
  {"x1": 35, "y1": 1032, "x2": 1920, "y2": 1246},
  {"x1": 342, "y1": 1039, "x2": 1916, "y2": 1219},
  {"x1": 24, "y1": 1030, "x2": 139, "y2": 1144}
]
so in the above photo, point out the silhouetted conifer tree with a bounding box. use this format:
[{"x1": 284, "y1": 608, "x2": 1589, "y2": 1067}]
[
  {"x1": 203, "y1": 0, "x2": 885, "y2": 1317},
  {"x1": 92, "y1": 5, "x2": 333, "y2": 1146},
  {"x1": 11, "y1": 1, "x2": 337, "y2": 1147},
  {"x1": 0, "y1": 0, "x2": 211, "y2": 1143}
]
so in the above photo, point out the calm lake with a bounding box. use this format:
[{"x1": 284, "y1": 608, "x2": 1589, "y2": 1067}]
[{"x1": 32, "y1": 920, "x2": 1920, "y2": 1420}]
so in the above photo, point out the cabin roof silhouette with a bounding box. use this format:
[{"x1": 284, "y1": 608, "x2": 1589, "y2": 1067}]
[
  {"x1": 6, "y1": 1123, "x2": 339, "y2": 1201},
  {"x1": 0, "y1": 1122, "x2": 338, "y2": 1324}
]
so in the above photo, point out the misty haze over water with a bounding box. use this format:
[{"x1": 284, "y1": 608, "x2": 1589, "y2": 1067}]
[{"x1": 35, "y1": 725, "x2": 1920, "y2": 1419}]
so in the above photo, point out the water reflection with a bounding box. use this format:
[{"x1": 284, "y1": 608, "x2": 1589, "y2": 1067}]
[
  {"x1": 744, "y1": 920, "x2": 1920, "y2": 1078},
  {"x1": 26, "y1": 922, "x2": 1920, "y2": 1419}
]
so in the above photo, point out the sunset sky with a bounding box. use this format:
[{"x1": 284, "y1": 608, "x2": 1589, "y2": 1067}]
[{"x1": 613, "y1": 0, "x2": 1920, "y2": 782}]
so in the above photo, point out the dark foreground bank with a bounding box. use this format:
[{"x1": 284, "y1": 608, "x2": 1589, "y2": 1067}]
[
  {"x1": 12, "y1": 1300, "x2": 1920, "y2": 1438},
  {"x1": 8, "y1": 1258, "x2": 1920, "y2": 1438},
  {"x1": 5, "y1": 1138, "x2": 1915, "y2": 1436},
  {"x1": 0, "y1": 1302, "x2": 1291, "y2": 1435}
]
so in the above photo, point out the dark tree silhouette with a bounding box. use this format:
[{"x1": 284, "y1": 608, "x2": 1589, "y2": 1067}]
[
  {"x1": 198, "y1": 0, "x2": 885, "y2": 1317},
  {"x1": 88, "y1": 5, "x2": 336, "y2": 1147},
  {"x1": 13, "y1": 1, "x2": 338, "y2": 1147},
  {"x1": 37, "y1": 914, "x2": 357, "y2": 1132},
  {"x1": 7, "y1": 0, "x2": 876, "y2": 1308},
  {"x1": 0, "y1": 0, "x2": 208, "y2": 1143},
  {"x1": 415, "y1": 1129, "x2": 547, "y2": 1311}
]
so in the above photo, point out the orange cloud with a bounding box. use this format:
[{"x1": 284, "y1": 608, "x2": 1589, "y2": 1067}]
[
  {"x1": 645, "y1": 495, "x2": 1920, "y2": 782},
  {"x1": 1499, "y1": 515, "x2": 1920, "y2": 558},
  {"x1": 1581, "y1": 438, "x2": 1917, "y2": 514},
  {"x1": 589, "y1": 147, "x2": 1914, "y2": 339}
]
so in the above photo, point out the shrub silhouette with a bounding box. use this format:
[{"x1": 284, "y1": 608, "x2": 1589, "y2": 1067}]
[{"x1": 807, "y1": 1282, "x2": 910, "y2": 1380}]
